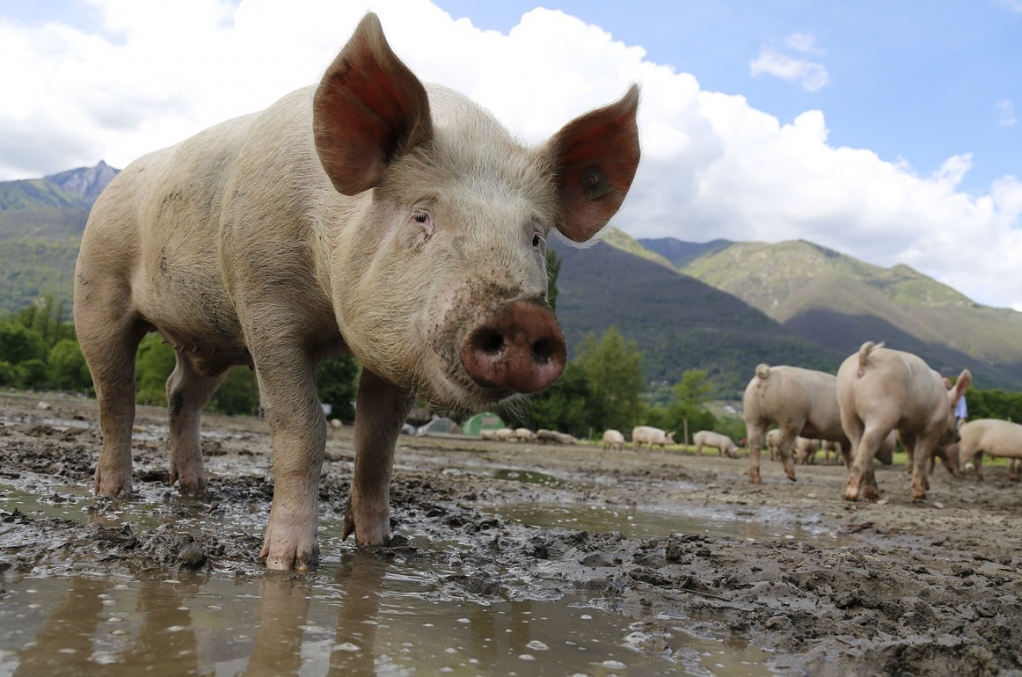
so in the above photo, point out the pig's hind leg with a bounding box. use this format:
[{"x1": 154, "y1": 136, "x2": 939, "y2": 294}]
[
  {"x1": 77, "y1": 307, "x2": 148, "y2": 497},
  {"x1": 165, "y1": 352, "x2": 224, "y2": 493},
  {"x1": 344, "y1": 368, "x2": 414, "y2": 546}
]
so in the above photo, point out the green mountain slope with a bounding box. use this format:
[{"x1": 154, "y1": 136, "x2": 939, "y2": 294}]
[
  {"x1": 673, "y1": 239, "x2": 1022, "y2": 389},
  {"x1": 553, "y1": 237, "x2": 843, "y2": 397},
  {"x1": 0, "y1": 163, "x2": 119, "y2": 314}
]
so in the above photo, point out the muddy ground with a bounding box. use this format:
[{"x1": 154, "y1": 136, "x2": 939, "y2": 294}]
[{"x1": 2, "y1": 391, "x2": 1022, "y2": 676}]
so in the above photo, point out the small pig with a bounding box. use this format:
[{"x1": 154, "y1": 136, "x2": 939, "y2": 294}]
[
  {"x1": 794, "y1": 437, "x2": 820, "y2": 465},
  {"x1": 537, "y1": 429, "x2": 577, "y2": 445},
  {"x1": 743, "y1": 364, "x2": 852, "y2": 483},
  {"x1": 632, "y1": 426, "x2": 675, "y2": 453},
  {"x1": 602, "y1": 429, "x2": 625, "y2": 452},
  {"x1": 837, "y1": 342, "x2": 970, "y2": 501},
  {"x1": 494, "y1": 428, "x2": 516, "y2": 442},
  {"x1": 956, "y1": 419, "x2": 1022, "y2": 481},
  {"x1": 73, "y1": 13, "x2": 640, "y2": 570},
  {"x1": 513, "y1": 428, "x2": 538, "y2": 443},
  {"x1": 693, "y1": 430, "x2": 738, "y2": 458}
]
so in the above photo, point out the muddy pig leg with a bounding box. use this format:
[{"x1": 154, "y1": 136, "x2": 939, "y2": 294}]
[
  {"x1": 78, "y1": 311, "x2": 148, "y2": 496},
  {"x1": 256, "y1": 349, "x2": 325, "y2": 571},
  {"x1": 165, "y1": 352, "x2": 224, "y2": 493},
  {"x1": 776, "y1": 429, "x2": 798, "y2": 482},
  {"x1": 1009, "y1": 457, "x2": 1020, "y2": 482},
  {"x1": 343, "y1": 368, "x2": 414, "y2": 546},
  {"x1": 746, "y1": 424, "x2": 765, "y2": 484},
  {"x1": 846, "y1": 425, "x2": 885, "y2": 501}
]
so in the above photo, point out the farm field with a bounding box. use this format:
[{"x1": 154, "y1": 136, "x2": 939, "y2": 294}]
[{"x1": 2, "y1": 391, "x2": 1022, "y2": 675}]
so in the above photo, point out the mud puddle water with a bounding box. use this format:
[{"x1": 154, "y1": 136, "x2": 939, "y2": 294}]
[{"x1": 1, "y1": 474, "x2": 783, "y2": 676}]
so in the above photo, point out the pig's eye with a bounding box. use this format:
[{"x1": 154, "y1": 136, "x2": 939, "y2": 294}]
[
  {"x1": 411, "y1": 211, "x2": 434, "y2": 236},
  {"x1": 532, "y1": 233, "x2": 544, "y2": 249}
]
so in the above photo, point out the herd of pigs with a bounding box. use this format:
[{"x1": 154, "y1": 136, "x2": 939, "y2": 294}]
[
  {"x1": 68, "y1": 12, "x2": 1021, "y2": 574},
  {"x1": 599, "y1": 340, "x2": 1022, "y2": 504}
]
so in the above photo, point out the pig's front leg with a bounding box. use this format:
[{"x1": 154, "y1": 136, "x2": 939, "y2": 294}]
[
  {"x1": 343, "y1": 368, "x2": 414, "y2": 546},
  {"x1": 258, "y1": 355, "x2": 326, "y2": 571}
]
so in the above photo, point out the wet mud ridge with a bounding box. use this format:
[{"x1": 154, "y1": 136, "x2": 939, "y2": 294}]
[{"x1": 3, "y1": 392, "x2": 1022, "y2": 675}]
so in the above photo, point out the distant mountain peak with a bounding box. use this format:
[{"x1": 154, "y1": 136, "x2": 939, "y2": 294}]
[{"x1": 44, "y1": 161, "x2": 120, "y2": 206}]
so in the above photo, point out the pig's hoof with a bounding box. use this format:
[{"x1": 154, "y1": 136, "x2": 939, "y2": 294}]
[
  {"x1": 260, "y1": 541, "x2": 319, "y2": 571},
  {"x1": 170, "y1": 468, "x2": 208, "y2": 494},
  {"x1": 94, "y1": 469, "x2": 133, "y2": 497},
  {"x1": 748, "y1": 470, "x2": 761, "y2": 484}
]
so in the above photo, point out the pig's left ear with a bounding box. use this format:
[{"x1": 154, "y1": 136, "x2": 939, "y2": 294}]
[
  {"x1": 313, "y1": 13, "x2": 434, "y2": 196},
  {"x1": 545, "y1": 85, "x2": 641, "y2": 243}
]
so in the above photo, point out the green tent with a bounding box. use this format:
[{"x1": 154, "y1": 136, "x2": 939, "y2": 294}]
[{"x1": 462, "y1": 411, "x2": 505, "y2": 436}]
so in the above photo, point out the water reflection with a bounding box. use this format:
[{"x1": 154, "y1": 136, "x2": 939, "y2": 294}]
[{"x1": 1, "y1": 549, "x2": 779, "y2": 676}]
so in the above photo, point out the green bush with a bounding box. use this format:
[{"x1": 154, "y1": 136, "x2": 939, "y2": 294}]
[{"x1": 48, "y1": 339, "x2": 92, "y2": 393}]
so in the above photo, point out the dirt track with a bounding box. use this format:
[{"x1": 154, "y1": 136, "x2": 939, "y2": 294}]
[{"x1": 3, "y1": 391, "x2": 1022, "y2": 675}]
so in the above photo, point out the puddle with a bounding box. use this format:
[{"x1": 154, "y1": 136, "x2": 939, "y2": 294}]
[
  {"x1": 0, "y1": 556, "x2": 777, "y2": 676},
  {"x1": 0, "y1": 473, "x2": 785, "y2": 675}
]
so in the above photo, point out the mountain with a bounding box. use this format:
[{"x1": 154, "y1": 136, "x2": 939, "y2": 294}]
[
  {"x1": 0, "y1": 162, "x2": 119, "y2": 313},
  {"x1": 553, "y1": 233, "x2": 843, "y2": 397},
  {"x1": 662, "y1": 238, "x2": 1022, "y2": 390},
  {"x1": 639, "y1": 237, "x2": 733, "y2": 268}
]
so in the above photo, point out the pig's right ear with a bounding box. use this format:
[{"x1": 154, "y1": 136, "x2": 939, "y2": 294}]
[
  {"x1": 313, "y1": 13, "x2": 433, "y2": 196},
  {"x1": 545, "y1": 85, "x2": 641, "y2": 243}
]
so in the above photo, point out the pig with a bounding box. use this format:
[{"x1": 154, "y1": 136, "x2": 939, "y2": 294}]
[
  {"x1": 479, "y1": 429, "x2": 499, "y2": 441},
  {"x1": 956, "y1": 419, "x2": 1022, "y2": 481},
  {"x1": 513, "y1": 428, "x2": 538, "y2": 442},
  {"x1": 837, "y1": 342, "x2": 970, "y2": 501},
  {"x1": 794, "y1": 437, "x2": 820, "y2": 465},
  {"x1": 537, "y1": 429, "x2": 577, "y2": 445},
  {"x1": 692, "y1": 430, "x2": 738, "y2": 458},
  {"x1": 72, "y1": 13, "x2": 640, "y2": 570},
  {"x1": 494, "y1": 428, "x2": 516, "y2": 442},
  {"x1": 602, "y1": 429, "x2": 625, "y2": 452},
  {"x1": 743, "y1": 364, "x2": 853, "y2": 483},
  {"x1": 632, "y1": 426, "x2": 675, "y2": 453},
  {"x1": 821, "y1": 439, "x2": 841, "y2": 465}
]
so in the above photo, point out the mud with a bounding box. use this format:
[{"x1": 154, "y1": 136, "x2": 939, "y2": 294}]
[{"x1": 3, "y1": 391, "x2": 1022, "y2": 675}]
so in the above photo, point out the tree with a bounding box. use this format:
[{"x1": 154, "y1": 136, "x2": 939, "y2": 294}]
[
  {"x1": 317, "y1": 354, "x2": 360, "y2": 423},
  {"x1": 575, "y1": 326, "x2": 645, "y2": 434},
  {"x1": 0, "y1": 320, "x2": 48, "y2": 365},
  {"x1": 135, "y1": 334, "x2": 176, "y2": 406},
  {"x1": 673, "y1": 369, "x2": 713, "y2": 410},
  {"x1": 48, "y1": 339, "x2": 93, "y2": 393},
  {"x1": 209, "y1": 367, "x2": 260, "y2": 416}
]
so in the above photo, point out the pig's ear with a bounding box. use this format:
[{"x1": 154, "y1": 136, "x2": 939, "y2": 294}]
[
  {"x1": 313, "y1": 13, "x2": 433, "y2": 196},
  {"x1": 952, "y1": 370, "x2": 972, "y2": 403},
  {"x1": 546, "y1": 85, "x2": 641, "y2": 243}
]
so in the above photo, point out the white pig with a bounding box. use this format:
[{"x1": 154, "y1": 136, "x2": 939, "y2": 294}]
[
  {"x1": 956, "y1": 419, "x2": 1022, "y2": 481},
  {"x1": 632, "y1": 426, "x2": 675, "y2": 453},
  {"x1": 602, "y1": 429, "x2": 625, "y2": 452},
  {"x1": 837, "y1": 342, "x2": 970, "y2": 501},
  {"x1": 72, "y1": 14, "x2": 640, "y2": 570},
  {"x1": 743, "y1": 365, "x2": 852, "y2": 484},
  {"x1": 692, "y1": 430, "x2": 738, "y2": 458}
]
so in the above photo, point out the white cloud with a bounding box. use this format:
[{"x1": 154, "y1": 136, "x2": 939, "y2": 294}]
[
  {"x1": 750, "y1": 47, "x2": 830, "y2": 92},
  {"x1": 784, "y1": 32, "x2": 823, "y2": 54},
  {"x1": 994, "y1": 0, "x2": 1022, "y2": 13},
  {"x1": 997, "y1": 100, "x2": 1017, "y2": 127},
  {"x1": 1, "y1": 0, "x2": 1021, "y2": 310}
]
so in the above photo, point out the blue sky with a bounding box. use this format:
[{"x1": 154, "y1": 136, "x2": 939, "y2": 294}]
[
  {"x1": 434, "y1": 1, "x2": 1021, "y2": 195},
  {"x1": 0, "y1": 0, "x2": 1020, "y2": 309}
]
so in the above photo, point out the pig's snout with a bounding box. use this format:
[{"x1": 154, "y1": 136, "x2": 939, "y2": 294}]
[{"x1": 461, "y1": 299, "x2": 567, "y2": 394}]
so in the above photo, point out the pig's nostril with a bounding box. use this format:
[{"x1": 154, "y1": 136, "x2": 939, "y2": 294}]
[
  {"x1": 474, "y1": 329, "x2": 505, "y2": 356},
  {"x1": 532, "y1": 337, "x2": 556, "y2": 365}
]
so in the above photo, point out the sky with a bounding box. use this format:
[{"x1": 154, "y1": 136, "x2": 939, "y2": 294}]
[{"x1": 1, "y1": 0, "x2": 1020, "y2": 309}]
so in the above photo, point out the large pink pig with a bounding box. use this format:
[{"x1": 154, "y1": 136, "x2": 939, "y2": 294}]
[{"x1": 73, "y1": 13, "x2": 640, "y2": 570}]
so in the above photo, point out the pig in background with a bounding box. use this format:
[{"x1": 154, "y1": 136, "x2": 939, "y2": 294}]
[
  {"x1": 692, "y1": 430, "x2": 738, "y2": 458},
  {"x1": 632, "y1": 426, "x2": 675, "y2": 453},
  {"x1": 837, "y1": 342, "x2": 970, "y2": 502},
  {"x1": 73, "y1": 13, "x2": 640, "y2": 570},
  {"x1": 602, "y1": 429, "x2": 626, "y2": 452},
  {"x1": 955, "y1": 419, "x2": 1022, "y2": 481},
  {"x1": 743, "y1": 364, "x2": 853, "y2": 483}
]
